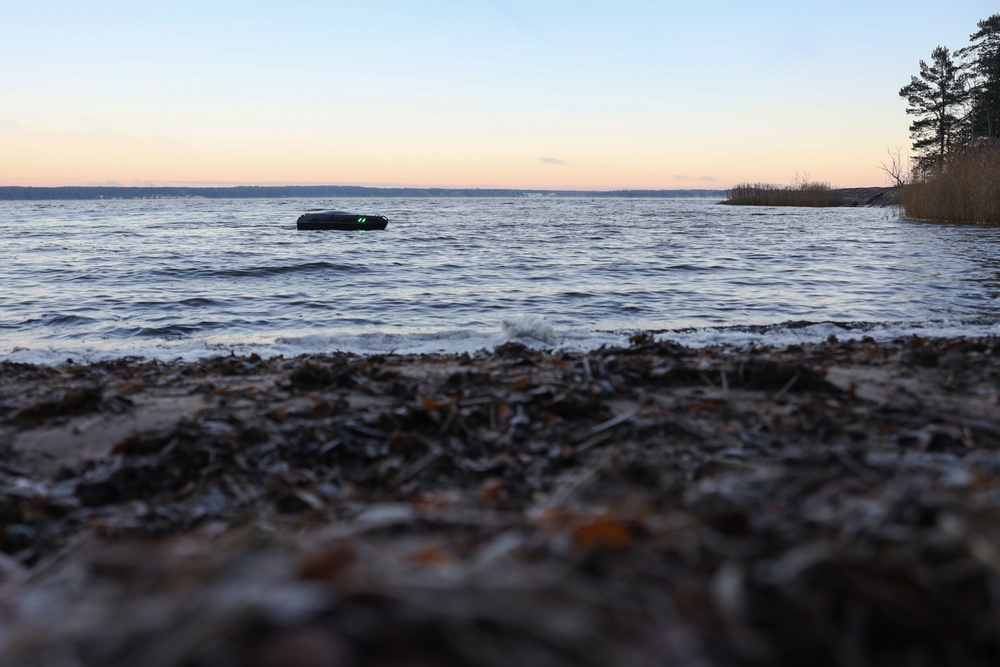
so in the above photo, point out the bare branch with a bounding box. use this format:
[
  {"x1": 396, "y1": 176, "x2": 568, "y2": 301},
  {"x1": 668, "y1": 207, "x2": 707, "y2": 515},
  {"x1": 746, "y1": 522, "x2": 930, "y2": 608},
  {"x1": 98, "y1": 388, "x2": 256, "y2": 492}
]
[{"x1": 879, "y1": 147, "x2": 910, "y2": 188}]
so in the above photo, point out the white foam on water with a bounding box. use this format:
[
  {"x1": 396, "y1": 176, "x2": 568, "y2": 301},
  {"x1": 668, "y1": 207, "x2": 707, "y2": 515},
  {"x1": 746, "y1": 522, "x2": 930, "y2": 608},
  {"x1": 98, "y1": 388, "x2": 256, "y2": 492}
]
[
  {"x1": 3, "y1": 318, "x2": 999, "y2": 367},
  {"x1": 0, "y1": 319, "x2": 628, "y2": 366},
  {"x1": 501, "y1": 314, "x2": 557, "y2": 345}
]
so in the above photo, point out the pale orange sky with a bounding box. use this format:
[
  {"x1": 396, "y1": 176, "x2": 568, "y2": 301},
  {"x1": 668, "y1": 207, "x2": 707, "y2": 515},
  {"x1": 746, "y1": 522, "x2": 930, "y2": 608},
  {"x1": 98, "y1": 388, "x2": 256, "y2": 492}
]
[{"x1": 3, "y1": 1, "x2": 996, "y2": 190}]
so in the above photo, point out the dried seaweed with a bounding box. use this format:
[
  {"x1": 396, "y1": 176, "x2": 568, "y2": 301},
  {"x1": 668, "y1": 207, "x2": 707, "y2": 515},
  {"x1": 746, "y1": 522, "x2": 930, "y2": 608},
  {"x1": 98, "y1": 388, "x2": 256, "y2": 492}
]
[{"x1": 1, "y1": 336, "x2": 999, "y2": 665}]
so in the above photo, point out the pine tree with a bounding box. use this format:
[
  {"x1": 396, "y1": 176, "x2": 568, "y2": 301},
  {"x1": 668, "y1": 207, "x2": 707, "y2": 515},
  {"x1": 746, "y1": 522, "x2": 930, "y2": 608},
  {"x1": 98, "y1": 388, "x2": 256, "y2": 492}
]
[
  {"x1": 959, "y1": 14, "x2": 1000, "y2": 140},
  {"x1": 899, "y1": 46, "x2": 969, "y2": 172}
]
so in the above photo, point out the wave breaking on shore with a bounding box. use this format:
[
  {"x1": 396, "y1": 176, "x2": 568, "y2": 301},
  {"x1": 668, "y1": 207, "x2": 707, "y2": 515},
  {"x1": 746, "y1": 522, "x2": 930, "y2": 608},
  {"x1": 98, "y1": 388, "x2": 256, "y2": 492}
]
[{"x1": 3, "y1": 316, "x2": 1000, "y2": 366}]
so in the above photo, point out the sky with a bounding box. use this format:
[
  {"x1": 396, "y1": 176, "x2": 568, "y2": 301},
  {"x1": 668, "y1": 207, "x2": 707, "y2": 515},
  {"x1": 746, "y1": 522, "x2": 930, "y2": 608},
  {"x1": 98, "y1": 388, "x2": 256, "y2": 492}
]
[{"x1": 2, "y1": 1, "x2": 998, "y2": 190}]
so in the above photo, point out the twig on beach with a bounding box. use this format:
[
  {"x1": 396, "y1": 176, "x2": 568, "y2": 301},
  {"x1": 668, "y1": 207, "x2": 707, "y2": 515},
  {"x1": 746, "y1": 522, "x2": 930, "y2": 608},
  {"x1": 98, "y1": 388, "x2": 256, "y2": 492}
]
[
  {"x1": 772, "y1": 371, "x2": 800, "y2": 401},
  {"x1": 572, "y1": 408, "x2": 640, "y2": 448}
]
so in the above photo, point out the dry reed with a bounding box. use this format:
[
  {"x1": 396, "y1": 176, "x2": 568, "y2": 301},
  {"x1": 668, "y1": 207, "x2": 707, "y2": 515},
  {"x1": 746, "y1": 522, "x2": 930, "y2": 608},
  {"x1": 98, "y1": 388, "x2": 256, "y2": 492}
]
[
  {"x1": 902, "y1": 142, "x2": 1000, "y2": 223},
  {"x1": 724, "y1": 181, "x2": 842, "y2": 207}
]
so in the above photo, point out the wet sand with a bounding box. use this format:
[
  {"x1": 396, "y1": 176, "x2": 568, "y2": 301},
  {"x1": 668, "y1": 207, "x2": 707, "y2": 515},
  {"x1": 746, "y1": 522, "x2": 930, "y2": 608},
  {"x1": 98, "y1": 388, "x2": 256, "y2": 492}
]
[{"x1": 2, "y1": 336, "x2": 999, "y2": 666}]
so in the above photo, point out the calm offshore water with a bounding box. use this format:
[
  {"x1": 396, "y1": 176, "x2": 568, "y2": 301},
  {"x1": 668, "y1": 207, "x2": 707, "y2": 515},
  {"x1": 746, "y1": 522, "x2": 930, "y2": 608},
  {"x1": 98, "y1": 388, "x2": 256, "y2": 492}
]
[{"x1": 3, "y1": 197, "x2": 1000, "y2": 363}]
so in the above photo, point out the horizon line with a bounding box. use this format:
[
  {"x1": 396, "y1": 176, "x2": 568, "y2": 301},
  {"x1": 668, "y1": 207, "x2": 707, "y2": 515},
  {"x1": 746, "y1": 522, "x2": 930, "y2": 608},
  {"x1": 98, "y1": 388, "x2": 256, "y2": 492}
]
[
  {"x1": 0, "y1": 183, "x2": 890, "y2": 193},
  {"x1": 0, "y1": 184, "x2": 733, "y2": 192}
]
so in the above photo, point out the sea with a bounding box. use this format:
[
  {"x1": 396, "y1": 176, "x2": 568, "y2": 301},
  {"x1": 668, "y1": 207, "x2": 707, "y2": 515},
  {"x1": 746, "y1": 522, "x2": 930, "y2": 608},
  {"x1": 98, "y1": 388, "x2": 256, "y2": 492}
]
[{"x1": 3, "y1": 196, "x2": 1000, "y2": 366}]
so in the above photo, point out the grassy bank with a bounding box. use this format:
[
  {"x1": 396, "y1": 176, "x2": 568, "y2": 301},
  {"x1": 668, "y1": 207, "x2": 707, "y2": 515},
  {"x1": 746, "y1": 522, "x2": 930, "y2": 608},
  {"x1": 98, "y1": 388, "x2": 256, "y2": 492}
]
[
  {"x1": 724, "y1": 181, "x2": 842, "y2": 207},
  {"x1": 903, "y1": 142, "x2": 1000, "y2": 223}
]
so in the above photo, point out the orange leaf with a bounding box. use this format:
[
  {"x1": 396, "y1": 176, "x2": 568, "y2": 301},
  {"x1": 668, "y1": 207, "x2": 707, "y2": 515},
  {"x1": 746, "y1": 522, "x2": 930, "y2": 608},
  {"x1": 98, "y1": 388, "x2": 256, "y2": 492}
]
[{"x1": 572, "y1": 516, "x2": 634, "y2": 550}]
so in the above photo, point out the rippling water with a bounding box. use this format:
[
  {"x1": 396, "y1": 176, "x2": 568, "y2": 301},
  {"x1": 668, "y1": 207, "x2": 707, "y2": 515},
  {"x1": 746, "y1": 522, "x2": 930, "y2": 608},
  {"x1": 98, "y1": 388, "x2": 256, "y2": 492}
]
[{"x1": 3, "y1": 197, "x2": 1000, "y2": 362}]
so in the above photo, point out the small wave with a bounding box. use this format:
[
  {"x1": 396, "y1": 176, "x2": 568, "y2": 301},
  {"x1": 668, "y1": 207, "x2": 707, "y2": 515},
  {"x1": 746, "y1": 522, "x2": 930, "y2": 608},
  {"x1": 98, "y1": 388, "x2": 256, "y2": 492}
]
[
  {"x1": 12, "y1": 317, "x2": 1000, "y2": 368},
  {"x1": 501, "y1": 315, "x2": 557, "y2": 344},
  {"x1": 151, "y1": 261, "x2": 365, "y2": 280},
  {"x1": 33, "y1": 313, "x2": 98, "y2": 326},
  {"x1": 216, "y1": 261, "x2": 367, "y2": 278},
  {"x1": 133, "y1": 324, "x2": 206, "y2": 339}
]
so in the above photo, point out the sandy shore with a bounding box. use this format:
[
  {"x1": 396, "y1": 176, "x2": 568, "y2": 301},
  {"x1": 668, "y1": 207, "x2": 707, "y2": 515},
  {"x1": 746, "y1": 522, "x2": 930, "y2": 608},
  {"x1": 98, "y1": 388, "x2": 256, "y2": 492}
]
[{"x1": 2, "y1": 336, "x2": 1000, "y2": 666}]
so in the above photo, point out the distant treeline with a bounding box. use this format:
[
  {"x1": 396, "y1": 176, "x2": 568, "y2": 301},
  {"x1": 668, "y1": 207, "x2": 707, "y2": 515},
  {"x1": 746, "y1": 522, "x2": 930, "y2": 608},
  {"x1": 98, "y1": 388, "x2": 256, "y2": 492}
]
[{"x1": 0, "y1": 185, "x2": 727, "y2": 201}]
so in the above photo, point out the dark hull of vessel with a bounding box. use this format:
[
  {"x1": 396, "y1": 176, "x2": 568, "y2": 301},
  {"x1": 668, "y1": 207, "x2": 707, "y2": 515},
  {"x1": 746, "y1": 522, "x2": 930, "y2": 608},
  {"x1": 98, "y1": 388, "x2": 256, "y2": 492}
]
[{"x1": 296, "y1": 211, "x2": 389, "y2": 231}]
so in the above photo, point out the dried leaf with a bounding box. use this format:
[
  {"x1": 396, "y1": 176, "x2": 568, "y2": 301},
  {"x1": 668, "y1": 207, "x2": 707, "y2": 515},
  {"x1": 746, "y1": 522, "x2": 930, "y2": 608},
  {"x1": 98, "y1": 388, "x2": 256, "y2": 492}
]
[{"x1": 572, "y1": 516, "x2": 634, "y2": 551}]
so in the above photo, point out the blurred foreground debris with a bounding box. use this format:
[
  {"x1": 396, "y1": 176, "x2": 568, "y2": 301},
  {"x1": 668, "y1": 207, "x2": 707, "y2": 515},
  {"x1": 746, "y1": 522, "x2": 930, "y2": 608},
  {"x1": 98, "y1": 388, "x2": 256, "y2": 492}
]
[{"x1": 2, "y1": 336, "x2": 1000, "y2": 666}]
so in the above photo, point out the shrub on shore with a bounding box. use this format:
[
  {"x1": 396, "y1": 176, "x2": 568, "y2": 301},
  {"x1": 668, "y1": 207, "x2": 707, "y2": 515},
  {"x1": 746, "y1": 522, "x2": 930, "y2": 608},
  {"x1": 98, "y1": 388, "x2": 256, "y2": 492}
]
[
  {"x1": 902, "y1": 141, "x2": 1000, "y2": 223},
  {"x1": 724, "y1": 181, "x2": 842, "y2": 207}
]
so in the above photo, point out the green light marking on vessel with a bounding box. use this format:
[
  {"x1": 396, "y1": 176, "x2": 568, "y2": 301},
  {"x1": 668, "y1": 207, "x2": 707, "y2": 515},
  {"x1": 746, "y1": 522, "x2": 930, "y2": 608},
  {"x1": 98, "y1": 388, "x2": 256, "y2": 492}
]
[{"x1": 357, "y1": 216, "x2": 367, "y2": 225}]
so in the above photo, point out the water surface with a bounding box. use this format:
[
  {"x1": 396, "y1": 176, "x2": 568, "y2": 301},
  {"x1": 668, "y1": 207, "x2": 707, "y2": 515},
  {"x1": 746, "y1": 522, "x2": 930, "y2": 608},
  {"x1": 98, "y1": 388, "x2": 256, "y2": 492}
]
[{"x1": 2, "y1": 197, "x2": 999, "y2": 362}]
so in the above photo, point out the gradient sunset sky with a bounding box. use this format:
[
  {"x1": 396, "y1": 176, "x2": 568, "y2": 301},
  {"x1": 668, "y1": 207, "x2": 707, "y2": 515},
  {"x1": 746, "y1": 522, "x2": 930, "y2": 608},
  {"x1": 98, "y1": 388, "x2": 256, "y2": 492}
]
[{"x1": 2, "y1": 1, "x2": 996, "y2": 190}]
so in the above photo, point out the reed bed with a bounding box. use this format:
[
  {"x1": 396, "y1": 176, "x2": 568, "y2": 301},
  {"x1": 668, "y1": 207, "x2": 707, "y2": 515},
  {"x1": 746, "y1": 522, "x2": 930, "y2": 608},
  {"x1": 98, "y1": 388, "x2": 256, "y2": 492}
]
[
  {"x1": 902, "y1": 142, "x2": 1000, "y2": 223},
  {"x1": 724, "y1": 181, "x2": 842, "y2": 207}
]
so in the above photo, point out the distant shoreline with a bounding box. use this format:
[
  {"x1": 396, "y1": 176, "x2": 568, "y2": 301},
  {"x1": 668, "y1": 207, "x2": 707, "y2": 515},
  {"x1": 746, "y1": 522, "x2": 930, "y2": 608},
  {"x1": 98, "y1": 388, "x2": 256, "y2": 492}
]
[
  {"x1": 0, "y1": 185, "x2": 899, "y2": 206},
  {"x1": 0, "y1": 185, "x2": 730, "y2": 201}
]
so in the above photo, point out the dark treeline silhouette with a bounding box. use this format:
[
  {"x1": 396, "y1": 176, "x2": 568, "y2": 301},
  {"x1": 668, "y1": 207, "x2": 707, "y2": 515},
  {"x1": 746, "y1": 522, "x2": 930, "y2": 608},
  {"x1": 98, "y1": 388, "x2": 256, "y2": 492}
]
[
  {"x1": 900, "y1": 14, "x2": 999, "y2": 171},
  {"x1": 899, "y1": 13, "x2": 1000, "y2": 222},
  {"x1": 0, "y1": 185, "x2": 727, "y2": 201}
]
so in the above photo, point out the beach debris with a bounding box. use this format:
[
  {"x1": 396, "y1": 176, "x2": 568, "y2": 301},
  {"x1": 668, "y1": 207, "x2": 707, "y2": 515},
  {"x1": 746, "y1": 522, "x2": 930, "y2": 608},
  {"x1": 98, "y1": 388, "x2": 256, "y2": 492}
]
[{"x1": 1, "y1": 336, "x2": 999, "y2": 665}]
